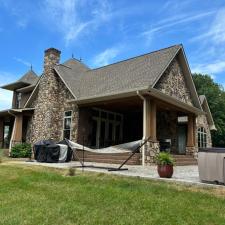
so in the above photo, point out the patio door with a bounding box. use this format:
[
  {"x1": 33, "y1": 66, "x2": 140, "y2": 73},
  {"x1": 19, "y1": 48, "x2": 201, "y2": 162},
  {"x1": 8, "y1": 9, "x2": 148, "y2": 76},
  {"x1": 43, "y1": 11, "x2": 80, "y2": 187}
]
[
  {"x1": 92, "y1": 108, "x2": 123, "y2": 148},
  {"x1": 177, "y1": 125, "x2": 187, "y2": 154}
]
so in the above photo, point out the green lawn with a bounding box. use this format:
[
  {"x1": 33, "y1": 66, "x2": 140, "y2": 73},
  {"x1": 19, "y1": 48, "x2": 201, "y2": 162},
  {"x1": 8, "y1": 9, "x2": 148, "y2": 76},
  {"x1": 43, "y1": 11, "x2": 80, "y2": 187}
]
[{"x1": 0, "y1": 165, "x2": 225, "y2": 225}]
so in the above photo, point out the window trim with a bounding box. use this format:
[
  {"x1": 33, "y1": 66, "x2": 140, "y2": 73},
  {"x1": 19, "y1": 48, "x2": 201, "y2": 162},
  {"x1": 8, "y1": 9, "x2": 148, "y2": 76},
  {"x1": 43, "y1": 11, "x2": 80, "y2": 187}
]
[
  {"x1": 62, "y1": 110, "x2": 72, "y2": 140},
  {"x1": 198, "y1": 127, "x2": 207, "y2": 148}
]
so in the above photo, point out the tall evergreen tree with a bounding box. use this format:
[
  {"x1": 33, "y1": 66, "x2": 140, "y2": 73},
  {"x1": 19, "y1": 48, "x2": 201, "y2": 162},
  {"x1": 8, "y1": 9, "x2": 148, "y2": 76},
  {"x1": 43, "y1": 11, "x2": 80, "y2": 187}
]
[{"x1": 192, "y1": 73, "x2": 225, "y2": 147}]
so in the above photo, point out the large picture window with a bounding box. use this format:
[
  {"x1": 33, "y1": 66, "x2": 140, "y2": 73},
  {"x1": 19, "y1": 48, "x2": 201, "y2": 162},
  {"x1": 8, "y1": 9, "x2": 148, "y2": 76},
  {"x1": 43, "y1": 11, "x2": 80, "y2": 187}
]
[
  {"x1": 63, "y1": 111, "x2": 72, "y2": 140},
  {"x1": 198, "y1": 127, "x2": 207, "y2": 148}
]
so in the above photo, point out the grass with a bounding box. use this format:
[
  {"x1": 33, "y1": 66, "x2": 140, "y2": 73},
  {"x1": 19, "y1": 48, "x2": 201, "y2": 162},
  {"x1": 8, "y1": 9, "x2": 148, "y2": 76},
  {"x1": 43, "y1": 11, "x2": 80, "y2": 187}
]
[{"x1": 0, "y1": 165, "x2": 225, "y2": 225}]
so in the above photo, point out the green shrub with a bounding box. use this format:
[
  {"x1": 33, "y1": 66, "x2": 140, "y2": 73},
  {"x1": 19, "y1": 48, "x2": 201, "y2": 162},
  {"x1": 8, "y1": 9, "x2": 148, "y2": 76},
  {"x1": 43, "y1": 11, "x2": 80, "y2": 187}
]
[
  {"x1": 155, "y1": 152, "x2": 174, "y2": 166},
  {"x1": 11, "y1": 143, "x2": 32, "y2": 158}
]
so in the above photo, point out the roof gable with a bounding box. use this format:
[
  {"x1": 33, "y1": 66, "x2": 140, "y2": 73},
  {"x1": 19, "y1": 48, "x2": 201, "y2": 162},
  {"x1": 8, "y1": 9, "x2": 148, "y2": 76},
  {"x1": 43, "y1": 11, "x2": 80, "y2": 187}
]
[
  {"x1": 153, "y1": 47, "x2": 202, "y2": 109},
  {"x1": 1, "y1": 70, "x2": 39, "y2": 91},
  {"x1": 199, "y1": 95, "x2": 216, "y2": 130},
  {"x1": 55, "y1": 45, "x2": 181, "y2": 100}
]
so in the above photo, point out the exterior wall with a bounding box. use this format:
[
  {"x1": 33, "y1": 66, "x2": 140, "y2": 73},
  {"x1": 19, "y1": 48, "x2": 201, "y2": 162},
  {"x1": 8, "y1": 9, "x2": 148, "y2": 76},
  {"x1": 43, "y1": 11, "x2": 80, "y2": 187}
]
[
  {"x1": 157, "y1": 110, "x2": 178, "y2": 153},
  {"x1": 196, "y1": 114, "x2": 212, "y2": 147},
  {"x1": 155, "y1": 57, "x2": 193, "y2": 106},
  {"x1": 20, "y1": 92, "x2": 32, "y2": 108},
  {"x1": 11, "y1": 91, "x2": 31, "y2": 109},
  {"x1": 26, "y1": 49, "x2": 78, "y2": 144}
]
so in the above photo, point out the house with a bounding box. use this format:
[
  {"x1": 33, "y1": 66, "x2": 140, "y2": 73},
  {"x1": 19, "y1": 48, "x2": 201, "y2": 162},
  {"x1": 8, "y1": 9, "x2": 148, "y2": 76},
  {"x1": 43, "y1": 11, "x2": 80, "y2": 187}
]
[{"x1": 0, "y1": 44, "x2": 216, "y2": 165}]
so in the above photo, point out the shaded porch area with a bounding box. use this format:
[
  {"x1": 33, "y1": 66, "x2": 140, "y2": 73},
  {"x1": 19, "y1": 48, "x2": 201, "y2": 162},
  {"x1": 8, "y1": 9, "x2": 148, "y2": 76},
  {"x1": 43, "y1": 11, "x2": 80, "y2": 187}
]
[
  {"x1": 76, "y1": 91, "x2": 200, "y2": 165},
  {"x1": 0, "y1": 109, "x2": 34, "y2": 151}
]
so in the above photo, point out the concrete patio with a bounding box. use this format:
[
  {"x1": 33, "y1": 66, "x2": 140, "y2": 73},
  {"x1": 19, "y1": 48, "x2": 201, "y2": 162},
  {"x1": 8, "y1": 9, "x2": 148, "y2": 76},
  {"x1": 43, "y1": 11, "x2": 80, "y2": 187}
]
[{"x1": 11, "y1": 160, "x2": 224, "y2": 188}]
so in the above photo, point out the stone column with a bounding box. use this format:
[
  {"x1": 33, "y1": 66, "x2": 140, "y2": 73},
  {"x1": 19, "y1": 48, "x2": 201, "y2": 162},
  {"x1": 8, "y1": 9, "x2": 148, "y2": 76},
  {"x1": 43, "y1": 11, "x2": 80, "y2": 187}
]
[{"x1": 142, "y1": 98, "x2": 159, "y2": 165}]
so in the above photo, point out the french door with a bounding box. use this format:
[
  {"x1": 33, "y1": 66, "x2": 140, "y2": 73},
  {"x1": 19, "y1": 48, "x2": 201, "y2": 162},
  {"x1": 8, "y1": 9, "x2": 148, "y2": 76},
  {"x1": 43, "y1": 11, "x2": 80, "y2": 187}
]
[{"x1": 92, "y1": 108, "x2": 123, "y2": 148}]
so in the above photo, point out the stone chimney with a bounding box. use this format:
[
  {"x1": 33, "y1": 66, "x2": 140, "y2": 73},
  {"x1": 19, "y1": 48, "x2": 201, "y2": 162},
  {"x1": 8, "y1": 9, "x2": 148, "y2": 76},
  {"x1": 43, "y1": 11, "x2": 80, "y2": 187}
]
[
  {"x1": 44, "y1": 48, "x2": 61, "y2": 71},
  {"x1": 29, "y1": 48, "x2": 62, "y2": 143}
]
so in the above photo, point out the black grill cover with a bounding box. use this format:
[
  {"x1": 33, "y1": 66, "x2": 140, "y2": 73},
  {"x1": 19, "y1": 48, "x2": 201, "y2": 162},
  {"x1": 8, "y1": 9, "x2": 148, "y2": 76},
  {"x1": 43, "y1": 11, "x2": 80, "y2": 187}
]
[
  {"x1": 34, "y1": 140, "x2": 56, "y2": 162},
  {"x1": 46, "y1": 144, "x2": 60, "y2": 163}
]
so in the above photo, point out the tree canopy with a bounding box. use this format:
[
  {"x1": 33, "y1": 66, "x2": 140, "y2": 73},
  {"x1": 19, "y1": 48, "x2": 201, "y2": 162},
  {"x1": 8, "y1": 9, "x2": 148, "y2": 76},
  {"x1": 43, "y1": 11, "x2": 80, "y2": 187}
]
[{"x1": 192, "y1": 73, "x2": 225, "y2": 147}]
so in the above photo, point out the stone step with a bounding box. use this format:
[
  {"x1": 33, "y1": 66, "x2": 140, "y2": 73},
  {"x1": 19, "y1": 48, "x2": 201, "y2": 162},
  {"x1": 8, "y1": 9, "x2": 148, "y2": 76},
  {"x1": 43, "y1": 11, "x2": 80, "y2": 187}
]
[{"x1": 175, "y1": 161, "x2": 198, "y2": 166}]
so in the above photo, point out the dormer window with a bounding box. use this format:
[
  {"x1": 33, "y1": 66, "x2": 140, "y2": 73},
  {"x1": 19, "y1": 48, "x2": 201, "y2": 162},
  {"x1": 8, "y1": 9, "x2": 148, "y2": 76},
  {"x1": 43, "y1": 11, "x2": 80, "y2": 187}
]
[{"x1": 15, "y1": 92, "x2": 22, "y2": 108}]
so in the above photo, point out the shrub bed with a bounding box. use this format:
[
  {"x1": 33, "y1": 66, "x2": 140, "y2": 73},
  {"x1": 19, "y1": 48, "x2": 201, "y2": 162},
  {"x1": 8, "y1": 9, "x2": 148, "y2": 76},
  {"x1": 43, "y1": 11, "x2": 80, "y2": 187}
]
[{"x1": 11, "y1": 143, "x2": 32, "y2": 158}]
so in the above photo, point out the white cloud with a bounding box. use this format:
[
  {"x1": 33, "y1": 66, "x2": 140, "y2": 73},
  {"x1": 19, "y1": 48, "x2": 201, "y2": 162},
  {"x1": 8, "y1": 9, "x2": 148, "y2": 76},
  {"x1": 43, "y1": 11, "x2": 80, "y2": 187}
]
[
  {"x1": 142, "y1": 10, "x2": 215, "y2": 42},
  {"x1": 0, "y1": 89, "x2": 13, "y2": 110},
  {"x1": 191, "y1": 60, "x2": 225, "y2": 79},
  {"x1": 0, "y1": 71, "x2": 15, "y2": 110},
  {"x1": 92, "y1": 47, "x2": 121, "y2": 67},
  {"x1": 14, "y1": 57, "x2": 31, "y2": 67},
  {"x1": 191, "y1": 8, "x2": 225, "y2": 44},
  {"x1": 43, "y1": 0, "x2": 112, "y2": 45}
]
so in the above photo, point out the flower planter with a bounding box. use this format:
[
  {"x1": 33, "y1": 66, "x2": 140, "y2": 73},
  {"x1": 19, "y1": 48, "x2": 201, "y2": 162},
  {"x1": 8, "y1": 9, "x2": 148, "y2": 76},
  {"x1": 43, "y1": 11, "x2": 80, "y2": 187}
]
[{"x1": 157, "y1": 164, "x2": 173, "y2": 178}]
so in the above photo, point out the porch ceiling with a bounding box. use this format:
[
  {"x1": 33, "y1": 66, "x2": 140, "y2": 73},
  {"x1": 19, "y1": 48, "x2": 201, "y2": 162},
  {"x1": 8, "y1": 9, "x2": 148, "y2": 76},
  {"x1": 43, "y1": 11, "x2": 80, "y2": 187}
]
[{"x1": 79, "y1": 96, "x2": 142, "y2": 112}]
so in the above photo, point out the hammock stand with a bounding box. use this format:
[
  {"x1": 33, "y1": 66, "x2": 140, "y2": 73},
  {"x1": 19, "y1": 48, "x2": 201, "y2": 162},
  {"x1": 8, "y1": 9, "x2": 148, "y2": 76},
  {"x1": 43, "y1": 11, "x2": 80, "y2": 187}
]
[{"x1": 65, "y1": 137, "x2": 150, "y2": 171}]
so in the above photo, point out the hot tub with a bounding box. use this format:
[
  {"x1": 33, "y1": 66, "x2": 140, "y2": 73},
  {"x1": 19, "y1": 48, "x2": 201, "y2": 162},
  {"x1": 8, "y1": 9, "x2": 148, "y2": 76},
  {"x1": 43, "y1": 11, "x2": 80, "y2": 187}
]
[{"x1": 198, "y1": 148, "x2": 225, "y2": 184}]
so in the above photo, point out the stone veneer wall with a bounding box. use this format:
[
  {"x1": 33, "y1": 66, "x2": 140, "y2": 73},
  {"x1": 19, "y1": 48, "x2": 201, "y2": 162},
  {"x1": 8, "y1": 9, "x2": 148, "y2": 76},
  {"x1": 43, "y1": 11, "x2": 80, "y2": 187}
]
[
  {"x1": 196, "y1": 114, "x2": 212, "y2": 147},
  {"x1": 157, "y1": 110, "x2": 178, "y2": 153},
  {"x1": 155, "y1": 57, "x2": 193, "y2": 106},
  {"x1": 26, "y1": 49, "x2": 79, "y2": 144},
  {"x1": 142, "y1": 140, "x2": 160, "y2": 165}
]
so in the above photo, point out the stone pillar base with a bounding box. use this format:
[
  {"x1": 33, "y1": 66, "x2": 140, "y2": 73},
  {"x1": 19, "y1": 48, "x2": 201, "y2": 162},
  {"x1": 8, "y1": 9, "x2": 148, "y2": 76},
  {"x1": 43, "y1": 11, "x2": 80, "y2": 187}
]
[
  {"x1": 141, "y1": 140, "x2": 160, "y2": 165},
  {"x1": 186, "y1": 146, "x2": 198, "y2": 159}
]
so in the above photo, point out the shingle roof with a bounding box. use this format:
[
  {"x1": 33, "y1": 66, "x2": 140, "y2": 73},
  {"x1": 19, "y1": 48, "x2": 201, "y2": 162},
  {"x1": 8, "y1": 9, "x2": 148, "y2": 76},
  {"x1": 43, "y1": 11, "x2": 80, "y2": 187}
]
[
  {"x1": 55, "y1": 45, "x2": 181, "y2": 100},
  {"x1": 1, "y1": 70, "x2": 39, "y2": 91}
]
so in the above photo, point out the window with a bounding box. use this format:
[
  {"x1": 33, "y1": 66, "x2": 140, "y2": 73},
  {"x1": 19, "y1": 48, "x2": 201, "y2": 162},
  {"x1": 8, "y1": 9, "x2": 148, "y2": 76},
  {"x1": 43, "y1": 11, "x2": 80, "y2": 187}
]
[
  {"x1": 15, "y1": 92, "x2": 22, "y2": 108},
  {"x1": 63, "y1": 111, "x2": 72, "y2": 139},
  {"x1": 92, "y1": 108, "x2": 123, "y2": 148},
  {"x1": 198, "y1": 127, "x2": 207, "y2": 148}
]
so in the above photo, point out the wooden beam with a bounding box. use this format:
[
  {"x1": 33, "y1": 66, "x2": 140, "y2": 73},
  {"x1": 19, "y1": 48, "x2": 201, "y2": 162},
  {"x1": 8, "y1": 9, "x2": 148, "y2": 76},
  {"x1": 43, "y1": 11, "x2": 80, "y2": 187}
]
[
  {"x1": 150, "y1": 100, "x2": 157, "y2": 141},
  {"x1": 187, "y1": 114, "x2": 195, "y2": 147},
  {"x1": 12, "y1": 114, "x2": 23, "y2": 142}
]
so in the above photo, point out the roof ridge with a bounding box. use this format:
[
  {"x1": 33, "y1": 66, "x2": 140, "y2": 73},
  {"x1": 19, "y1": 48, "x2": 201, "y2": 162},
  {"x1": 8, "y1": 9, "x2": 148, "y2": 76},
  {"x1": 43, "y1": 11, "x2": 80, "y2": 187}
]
[{"x1": 90, "y1": 44, "x2": 182, "y2": 71}]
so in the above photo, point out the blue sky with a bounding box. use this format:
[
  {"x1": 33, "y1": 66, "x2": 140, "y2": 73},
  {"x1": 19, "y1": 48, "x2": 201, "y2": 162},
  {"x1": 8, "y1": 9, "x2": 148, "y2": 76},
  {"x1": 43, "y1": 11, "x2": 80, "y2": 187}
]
[{"x1": 0, "y1": 0, "x2": 225, "y2": 110}]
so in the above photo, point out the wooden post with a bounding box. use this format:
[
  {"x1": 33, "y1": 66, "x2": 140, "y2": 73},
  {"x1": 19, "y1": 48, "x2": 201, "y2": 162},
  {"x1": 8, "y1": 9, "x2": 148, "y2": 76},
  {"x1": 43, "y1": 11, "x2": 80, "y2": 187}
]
[
  {"x1": 0, "y1": 119, "x2": 3, "y2": 148},
  {"x1": 150, "y1": 100, "x2": 157, "y2": 141},
  {"x1": 11, "y1": 114, "x2": 23, "y2": 144},
  {"x1": 143, "y1": 98, "x2": 157, "y2": 141},
  {"x1": 187, "y1": 114, "x2": 195, "y2": 147}
]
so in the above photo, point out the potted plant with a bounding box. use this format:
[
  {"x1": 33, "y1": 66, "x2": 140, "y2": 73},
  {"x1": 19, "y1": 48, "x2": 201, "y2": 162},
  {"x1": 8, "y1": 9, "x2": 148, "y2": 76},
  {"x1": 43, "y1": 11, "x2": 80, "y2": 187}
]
[{"x1": 155, "y1": 152, "x2": 174, "y2": 178}]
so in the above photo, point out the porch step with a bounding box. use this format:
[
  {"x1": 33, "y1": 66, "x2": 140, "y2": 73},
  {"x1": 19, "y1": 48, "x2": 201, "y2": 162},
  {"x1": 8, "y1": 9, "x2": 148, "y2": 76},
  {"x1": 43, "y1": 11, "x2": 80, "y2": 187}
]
[
  {"x1": 74, "y1": 150, "x2": 141, "y2": 165},
  {"x1": 172, "y1": 154, "x2": 197, "y2": 166}
]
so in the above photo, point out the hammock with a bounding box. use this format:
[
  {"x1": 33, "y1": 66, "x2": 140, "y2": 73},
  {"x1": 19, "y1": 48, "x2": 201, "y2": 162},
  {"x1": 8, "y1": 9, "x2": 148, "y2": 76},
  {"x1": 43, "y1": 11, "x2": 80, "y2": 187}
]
[{"x1": 67, "y1": 140, "x2": 141, "y2": 154}]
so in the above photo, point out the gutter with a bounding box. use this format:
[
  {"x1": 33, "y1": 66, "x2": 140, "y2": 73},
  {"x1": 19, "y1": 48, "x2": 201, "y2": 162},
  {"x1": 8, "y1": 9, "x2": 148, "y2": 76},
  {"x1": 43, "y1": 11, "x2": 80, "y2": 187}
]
[{"x1": 136, "y1": 90, "x2": 147, "y2": 167}]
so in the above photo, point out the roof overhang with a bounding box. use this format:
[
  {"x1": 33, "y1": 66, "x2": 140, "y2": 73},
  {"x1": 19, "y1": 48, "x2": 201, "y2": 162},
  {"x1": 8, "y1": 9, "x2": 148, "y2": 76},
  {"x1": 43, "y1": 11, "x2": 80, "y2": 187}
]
[
  {"x1": 17, "y1": 84, "x2": 36, "y2": 93},
  {"x1": 70, "y1": 87, "x2": 204, "y2": 115},
  {"x1": 1, "y1": 81, "x2": 30, "y2": 91},
  {"x1": 146, "y1": 88, "x2": 204, "y2": 115},
  {"x1": 68, "y1": 87, "x2": 150, "y2": 105},
  {"x1": 199, "y1": 95, "x2": 216, "y2": 130}
]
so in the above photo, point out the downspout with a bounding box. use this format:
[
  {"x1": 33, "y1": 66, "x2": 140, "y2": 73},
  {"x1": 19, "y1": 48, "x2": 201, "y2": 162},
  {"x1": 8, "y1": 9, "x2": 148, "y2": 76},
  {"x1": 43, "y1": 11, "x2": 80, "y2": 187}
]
[
  {"x1": 137, "y1": 90, "x2": 146, "y2": 166},
  {"x1": 8, "y1": 110, "x2": 16, "y2": 155}
]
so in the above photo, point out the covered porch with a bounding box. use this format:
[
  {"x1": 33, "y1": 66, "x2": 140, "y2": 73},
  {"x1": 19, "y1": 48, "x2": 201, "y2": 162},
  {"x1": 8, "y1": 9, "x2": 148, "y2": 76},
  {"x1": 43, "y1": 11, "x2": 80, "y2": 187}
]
[
  {"x1": 76, "y1": 89, "x2": 202, "y2": 165},
  {"x1": 0, "y1": 109, "x2": 34, "y2": 152}
]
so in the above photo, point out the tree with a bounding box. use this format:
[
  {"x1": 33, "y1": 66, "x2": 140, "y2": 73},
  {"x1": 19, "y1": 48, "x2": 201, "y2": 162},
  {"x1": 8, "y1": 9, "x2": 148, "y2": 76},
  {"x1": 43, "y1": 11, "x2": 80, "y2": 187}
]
[{"x1": 192, "y1": 73, "x2": 225, "y2": 147}]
